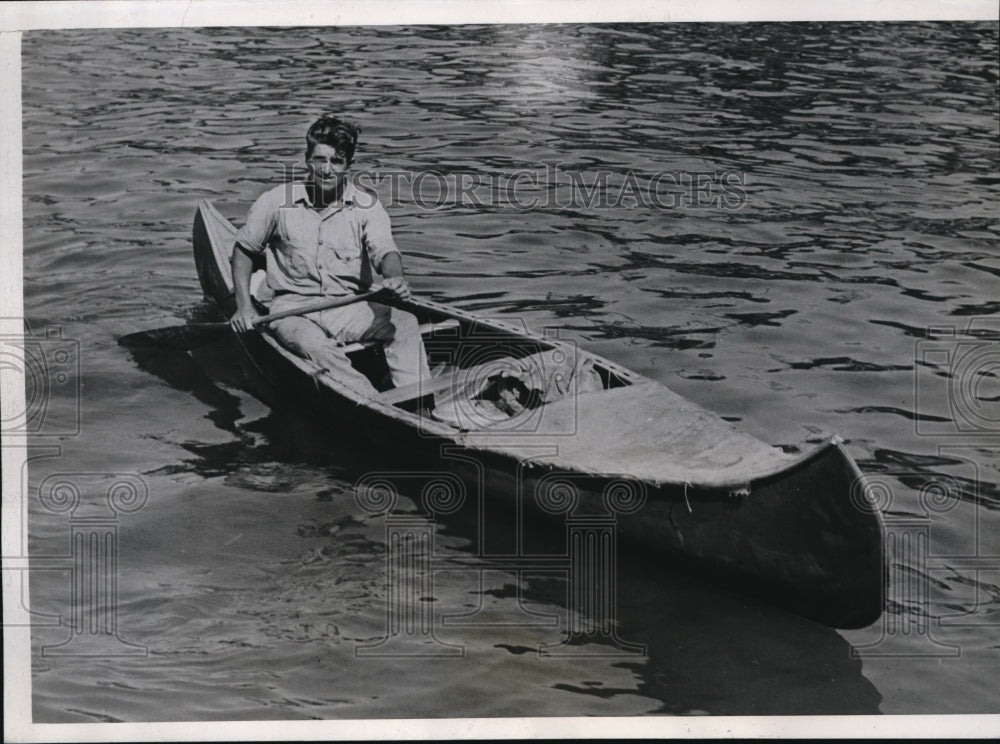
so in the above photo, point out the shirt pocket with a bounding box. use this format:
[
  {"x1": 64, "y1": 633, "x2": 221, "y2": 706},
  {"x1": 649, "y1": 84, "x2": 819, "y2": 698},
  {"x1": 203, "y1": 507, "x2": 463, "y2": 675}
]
[
  {"x1": 276, "y1": 208, "x2": 319, "y2": 280},
  {"x1": 278, "y1": 208, "x2": 316, "y2": 250},
  {"x1": 327, "y1": 218, "x2": 363, "y2": 266}
]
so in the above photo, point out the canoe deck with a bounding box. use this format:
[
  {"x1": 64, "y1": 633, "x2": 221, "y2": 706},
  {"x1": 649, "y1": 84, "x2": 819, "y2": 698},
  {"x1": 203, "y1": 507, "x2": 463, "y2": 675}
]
[{"x1": 459, "y1": 380, "x2": 799, "y2": 489}]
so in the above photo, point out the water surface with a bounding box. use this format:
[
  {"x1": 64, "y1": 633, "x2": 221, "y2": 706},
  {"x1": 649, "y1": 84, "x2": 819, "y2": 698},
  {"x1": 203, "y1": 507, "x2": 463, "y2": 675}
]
[{"x1": 20, "y1": 22, "x2": 1000, "y2": 720}]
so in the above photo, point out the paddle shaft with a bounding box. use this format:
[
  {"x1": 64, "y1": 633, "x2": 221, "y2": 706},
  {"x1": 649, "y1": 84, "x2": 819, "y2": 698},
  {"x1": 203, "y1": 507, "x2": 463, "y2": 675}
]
[
  {"x1": 247, "y1": 286, "x2": 385, "y2": 328},
  {"x1": 118, "y1": 286, "x2": 387, "y2": 349}
]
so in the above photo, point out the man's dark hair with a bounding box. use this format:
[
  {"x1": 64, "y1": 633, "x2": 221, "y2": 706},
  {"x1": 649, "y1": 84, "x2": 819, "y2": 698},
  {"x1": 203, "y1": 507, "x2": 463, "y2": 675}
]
[{"x1": 306, "y1": 116, "x2": 361, "y2": 163}]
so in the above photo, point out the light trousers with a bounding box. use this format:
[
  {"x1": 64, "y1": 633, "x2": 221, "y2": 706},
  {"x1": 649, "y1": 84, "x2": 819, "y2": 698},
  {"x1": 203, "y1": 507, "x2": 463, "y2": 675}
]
[{"x1": 268, "y1": 294, "x2": 431, "y2": 395}]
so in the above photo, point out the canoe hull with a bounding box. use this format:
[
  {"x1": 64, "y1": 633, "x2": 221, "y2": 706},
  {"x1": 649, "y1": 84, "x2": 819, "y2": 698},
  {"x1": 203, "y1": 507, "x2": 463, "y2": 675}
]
[{"x1": 188, "y1": 200, "x2": 886, "y2": 629}]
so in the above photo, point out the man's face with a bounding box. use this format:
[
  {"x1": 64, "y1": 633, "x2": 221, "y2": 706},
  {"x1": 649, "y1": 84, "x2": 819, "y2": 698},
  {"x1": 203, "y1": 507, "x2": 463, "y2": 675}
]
[{"x1": 306, "y1": 143, "x2": 350, "y2": 195}]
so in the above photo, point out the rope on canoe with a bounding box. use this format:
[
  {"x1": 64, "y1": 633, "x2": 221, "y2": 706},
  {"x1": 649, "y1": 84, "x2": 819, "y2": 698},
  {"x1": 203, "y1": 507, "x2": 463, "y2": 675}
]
[{"x1": 683, "y1": 481, "x2": 693, "y2": 513}]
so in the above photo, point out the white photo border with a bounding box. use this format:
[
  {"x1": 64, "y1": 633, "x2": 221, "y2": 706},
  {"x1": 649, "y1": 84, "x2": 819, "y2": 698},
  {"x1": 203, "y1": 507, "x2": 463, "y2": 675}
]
[{"x1": 3, "y1": 1, "x2": 999, "y2": 741}]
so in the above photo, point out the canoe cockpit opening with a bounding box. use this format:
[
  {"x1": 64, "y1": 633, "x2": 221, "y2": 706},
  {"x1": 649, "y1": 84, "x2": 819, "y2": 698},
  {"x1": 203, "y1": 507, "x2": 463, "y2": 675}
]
[{"x1": 378, "y1": 322, "x2": 636, "y2": 421}]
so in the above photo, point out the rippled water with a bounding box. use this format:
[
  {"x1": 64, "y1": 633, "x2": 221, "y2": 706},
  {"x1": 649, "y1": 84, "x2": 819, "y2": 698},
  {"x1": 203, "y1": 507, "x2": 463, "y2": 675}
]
[{"x1": 19, "y1": 22, "x2": 1000, "y2": 720}]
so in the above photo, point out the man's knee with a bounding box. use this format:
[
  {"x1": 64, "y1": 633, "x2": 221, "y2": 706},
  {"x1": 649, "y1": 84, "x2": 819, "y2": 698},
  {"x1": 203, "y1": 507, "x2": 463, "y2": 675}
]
[
  {"x1": 389, "y1": 309, "x2": 421, "y2": 337},
  {"x1": 269, "y1": 316, "x2": 328, "y2": 356}
]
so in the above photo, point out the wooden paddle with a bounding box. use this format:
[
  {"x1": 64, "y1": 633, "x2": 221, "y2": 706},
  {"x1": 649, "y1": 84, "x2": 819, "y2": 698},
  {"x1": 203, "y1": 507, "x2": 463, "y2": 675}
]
[{"x1": 119, "y1": 286, "x2": 386, "y2": 350}]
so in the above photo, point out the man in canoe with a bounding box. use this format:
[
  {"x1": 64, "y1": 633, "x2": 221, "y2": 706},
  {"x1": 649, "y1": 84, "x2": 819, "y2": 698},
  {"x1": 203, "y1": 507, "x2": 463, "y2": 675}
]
[{"x1": 229, "y1": 116, "x2": 431, "y2": 394}]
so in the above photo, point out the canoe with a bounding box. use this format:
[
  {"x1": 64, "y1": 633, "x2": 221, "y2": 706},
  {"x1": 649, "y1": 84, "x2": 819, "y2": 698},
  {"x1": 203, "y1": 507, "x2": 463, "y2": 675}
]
[{"x1": 189, "y1": 199, "x2": 885, "y2": 629}]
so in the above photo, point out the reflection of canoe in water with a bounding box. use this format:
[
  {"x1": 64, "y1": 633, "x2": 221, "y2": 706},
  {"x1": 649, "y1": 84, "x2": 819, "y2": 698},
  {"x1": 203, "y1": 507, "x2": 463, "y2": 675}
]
[{"x1": 192, "y1": 199, "x2": 885, "y2": 629}]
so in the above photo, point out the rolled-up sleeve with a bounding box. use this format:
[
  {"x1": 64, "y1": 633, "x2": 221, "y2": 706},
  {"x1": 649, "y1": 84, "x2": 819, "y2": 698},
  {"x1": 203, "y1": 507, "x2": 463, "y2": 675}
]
[
  {"x1": 361, "y1": 200, "x2": 400, "y2": 269},
  {"x1": 235, "y1": 189, "x2": 279, "y2": 254}
]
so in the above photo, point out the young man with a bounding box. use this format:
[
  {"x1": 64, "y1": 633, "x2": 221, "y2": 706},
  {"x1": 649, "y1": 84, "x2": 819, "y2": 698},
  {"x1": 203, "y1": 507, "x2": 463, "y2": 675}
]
[{"x1": 229, "y1": 116, "x2": 431, "y2": 395}]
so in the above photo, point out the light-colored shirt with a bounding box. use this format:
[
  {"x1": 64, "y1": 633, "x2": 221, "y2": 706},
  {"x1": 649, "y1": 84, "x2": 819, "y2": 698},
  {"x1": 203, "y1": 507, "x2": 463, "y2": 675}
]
[{"x1": 235, "y1": 181, "x2": 399, "y2": 297}]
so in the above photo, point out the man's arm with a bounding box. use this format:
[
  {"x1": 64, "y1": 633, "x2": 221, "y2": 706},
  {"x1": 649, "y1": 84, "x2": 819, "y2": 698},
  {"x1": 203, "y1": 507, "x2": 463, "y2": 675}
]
[
  {"x1": 230, "y1": 243, "x2": 261, "y2": 332},
  {"x1": 379, "y1": 252, "x2": 412, "y2": 302},
  {"x1": 363, "y1": 199, "x2": 411, "y2": 302}
]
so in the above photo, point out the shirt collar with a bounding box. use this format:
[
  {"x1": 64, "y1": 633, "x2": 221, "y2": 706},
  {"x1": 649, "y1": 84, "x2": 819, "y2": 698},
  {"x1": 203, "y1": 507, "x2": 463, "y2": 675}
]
[{"x1": 292, "y1": 181, "x2": 357, "y2": 208}]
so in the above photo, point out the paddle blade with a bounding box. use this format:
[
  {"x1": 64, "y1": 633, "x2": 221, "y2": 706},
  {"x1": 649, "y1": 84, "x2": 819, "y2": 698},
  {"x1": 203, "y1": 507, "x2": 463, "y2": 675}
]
[
  {"x1": 118, "y1": 322, "x2": 233, "y2": 350},
  {"x1": 118, "y1": 288, "x2": 386, "y2": 350}
]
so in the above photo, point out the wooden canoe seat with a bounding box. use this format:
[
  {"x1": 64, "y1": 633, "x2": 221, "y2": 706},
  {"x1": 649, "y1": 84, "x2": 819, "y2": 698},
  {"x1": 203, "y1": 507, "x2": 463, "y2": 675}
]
[{"x1": 340, "y1": 318, "x2": 460, "y2": 355}]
